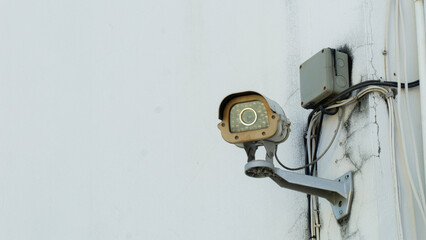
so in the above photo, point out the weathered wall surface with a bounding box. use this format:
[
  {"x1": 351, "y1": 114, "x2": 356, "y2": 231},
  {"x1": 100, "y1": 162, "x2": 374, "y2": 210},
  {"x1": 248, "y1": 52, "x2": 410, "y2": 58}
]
[
  {"x1": 0, "y1": 0, "x2": 423, "y2": 239},
  {"x1": 301, "y1": 1, "x2": 425, "y2": 239}
]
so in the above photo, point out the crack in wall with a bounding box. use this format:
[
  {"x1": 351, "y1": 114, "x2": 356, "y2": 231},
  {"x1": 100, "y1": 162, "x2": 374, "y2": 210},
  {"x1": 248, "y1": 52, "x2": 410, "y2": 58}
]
[
  {"x1": 371, "y1": 94, "x2": 381, "y2": 155},
  {"x1": 287, "y1": 208, "x2": 310, "y2": 237},
  {"x1": 330, "y1": 94, "x2": 382, "y2": 240},
  {"x1": 345, "y1": 229, "x2": 361, "y2": 240},
  {"x1": 364, "y1": 0, "x2": 378, "y2": 79},
  {"x1": 283, "y1": 88, "x2": 299, "y2": 107},
  {"x1": 334, "y1": 94, "x2": 381, "y2": 176}
]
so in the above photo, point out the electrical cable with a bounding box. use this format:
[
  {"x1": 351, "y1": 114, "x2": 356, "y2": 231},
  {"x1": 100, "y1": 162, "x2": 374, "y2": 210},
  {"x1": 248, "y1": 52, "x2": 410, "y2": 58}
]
[
  {"x1": 276, "y1": 85, "x2": 415, "y2": 240},
  {"x1": 302, "y1": 85, "x2": 426, "y2": 228},
  {"x1": 275, "y1": 49, "x2": 420, "y2": 240},
  {"x1": 399, "y1": 3, "x2": 426, "y2": 210},
  {"x1": 276, "y1": 86, "x2": 389, "y2": 171},
  {"x1": 392, "y1": 2, "x2": 425, "y2": 237},
  {"x1": 310, "y1": 130, "x2": 321, "y2": 240},
  {"x1": 308, "y1": 116, "x2": 319, "y2": 240},
  {"x1": 395, "y1": 0, "x2": 426, "y2": 215},
  {"x1": 310, "y1": 106, "x2": 335, "y2": 176},
  {"x1": 319, "y1": 80, "x2": 419, "y2": 110},
  {"x1": 296, "y1": 3, "x2": 423, "y2": 236},
  {"x1": 300, "y1": 79, "x2": 418, "y2": 238},
  {"x1": 275, "y1": 110, "x2": 342, "y2": 171},
  {"x1": 304, "y1": 123, "x2": 313, "y2": 239},
  {"x1": 387, "y1": 94, "x2": 404, "y2": 239},
  {"x1": 393, "y1": 99, "x2": 426, "y2": 223}
]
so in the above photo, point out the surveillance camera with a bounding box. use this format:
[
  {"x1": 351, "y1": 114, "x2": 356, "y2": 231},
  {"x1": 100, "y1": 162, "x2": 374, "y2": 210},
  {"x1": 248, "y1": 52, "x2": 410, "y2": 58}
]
[
  {"x1": 217, "y1": 91, "x2": 354, "y2": 221},
  {"x1": 218, "y1": 91, "x2": 291, "y2": 145}
]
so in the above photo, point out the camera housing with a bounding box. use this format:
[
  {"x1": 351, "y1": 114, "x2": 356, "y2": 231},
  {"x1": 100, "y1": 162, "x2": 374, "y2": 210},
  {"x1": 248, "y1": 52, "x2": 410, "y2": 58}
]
[
  {"x1": 217, "y1": 90, "x2": 354, "y2": 221},
  {"x1": 218, "y1": 91, "x2": 290, "y2": 145}
]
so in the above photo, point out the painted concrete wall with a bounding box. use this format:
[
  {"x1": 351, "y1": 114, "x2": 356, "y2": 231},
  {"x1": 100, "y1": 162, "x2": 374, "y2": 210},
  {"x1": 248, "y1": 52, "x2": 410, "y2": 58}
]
[{"x1": 0, "y1": 0, "x2": 423, "y2": 239}]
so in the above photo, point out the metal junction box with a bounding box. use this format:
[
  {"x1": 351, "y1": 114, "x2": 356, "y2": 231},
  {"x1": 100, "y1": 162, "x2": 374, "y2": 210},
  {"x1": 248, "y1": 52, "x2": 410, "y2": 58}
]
[{"x1": 299, "y1": 48, "x2": 350, "y2": 109}]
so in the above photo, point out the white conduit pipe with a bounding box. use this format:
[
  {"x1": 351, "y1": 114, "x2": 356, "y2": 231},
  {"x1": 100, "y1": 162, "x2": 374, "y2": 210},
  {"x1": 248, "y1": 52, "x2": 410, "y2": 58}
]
[{"x1": 414, "y1": 0, "x2": 426, "y2": 191}]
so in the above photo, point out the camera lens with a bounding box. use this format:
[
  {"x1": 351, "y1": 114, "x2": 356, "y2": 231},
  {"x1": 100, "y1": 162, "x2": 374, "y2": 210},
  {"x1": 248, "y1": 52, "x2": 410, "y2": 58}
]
[
  {"x1": 229, "y1": 100, "x2": 269, "y2": 133},
  {"x1": 240, "y1": 108, "x2": 257, "y2": 126}
]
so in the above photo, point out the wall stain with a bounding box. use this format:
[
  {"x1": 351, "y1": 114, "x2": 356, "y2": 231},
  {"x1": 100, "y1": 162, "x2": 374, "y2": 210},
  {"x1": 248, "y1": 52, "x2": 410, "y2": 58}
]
[{"x1": 327, "y1": 93, "x2": 383, "y2": 239}]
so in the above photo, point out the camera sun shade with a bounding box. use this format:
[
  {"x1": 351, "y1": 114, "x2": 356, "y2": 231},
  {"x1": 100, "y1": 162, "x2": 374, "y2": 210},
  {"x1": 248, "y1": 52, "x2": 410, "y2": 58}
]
[{"x1": 218, "y1": 91, "x2": 290, "y2": 144}]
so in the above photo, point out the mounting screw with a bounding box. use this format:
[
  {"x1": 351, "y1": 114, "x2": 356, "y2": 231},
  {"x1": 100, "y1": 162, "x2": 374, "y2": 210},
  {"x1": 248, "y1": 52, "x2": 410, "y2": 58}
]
[
  {"x1": 339, "y1": 210, "x2": 343, "y2": 214},
  {"x1": 323, "y1": 86, "x2": 327, "y2": 90},
  {"x1": 345, "y1": 175, "x2": 349, "y2": 179},
  {"x1": 382, "y1": 50, "x2": 387, "y2": 55}
]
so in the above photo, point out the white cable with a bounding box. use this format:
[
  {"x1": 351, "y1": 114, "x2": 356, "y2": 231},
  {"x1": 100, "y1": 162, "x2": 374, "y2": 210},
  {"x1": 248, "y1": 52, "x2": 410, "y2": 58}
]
[
  {"x1": 310, "y1": 121, "x2": 317, "y2": 164},
  {"x1": 395, "y1": 0, "x2": 426, "y2": 219},
  {"x1": 316, "y1": 110, "x2": 343, "y2": 161},
  {"x1": 307, "y1": 109, "x2": 345, "y2": 240},
  {"x1": 308, "y1": 113, "x2": 320, "y2": 240},
  {"x1": 388, "y1": 97, "x2": 404, "y2": 240},
  {"x1": 277, "y1": 110, "x2": 341, "y2": 171},
  {"x1": 306, "y1": 112, "x2": 317, "y2": 240},
  {"x1": 414, "y1": 0, "x2": 426, "y2": 198},
  {"x1": 395, "y1": 0, "x2": 426, "y2": 212},
  {"x1": 393, "y1": 99, "x2": 426, "y2": 223},
  {"x1": 306, "y1": 115, "x2": 316, "y2": 171},
  {"x1": 303, "y1": 85, "x2": 426, "y2": 237},
  {"x1": 312, "y1": 195, "x2": 320, "y2": 240},
  {"x1": 307, "y1": 110, "x2": 343, "y2": 165},
  {"x1": 384, "y1": 3, "x2": 404, "y2": 237},
  {"x1": 394, "y1": 1, "x2": 417, "y2": 216},
  {"x1": 329, "y1": 84, "x2": 419, "y2": 233},
  {"x1": 399, "y1": 1, "x2": 426, "y2": 209},
  {"x1": 310, "y1": 123, "x2": 320, "y2": 240},
  {"x1": 310, "y1": 159, "x2": 320, "y2": 239},
  {"x1": 328, "y1": 86, "x2": 390, "y2": 109}
]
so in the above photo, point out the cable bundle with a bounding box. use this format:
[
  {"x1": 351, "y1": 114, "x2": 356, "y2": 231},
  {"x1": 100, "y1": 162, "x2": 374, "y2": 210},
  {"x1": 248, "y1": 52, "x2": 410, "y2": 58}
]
[{"x1": 275, "y1": 80, "x2": 423, "y2": 240}]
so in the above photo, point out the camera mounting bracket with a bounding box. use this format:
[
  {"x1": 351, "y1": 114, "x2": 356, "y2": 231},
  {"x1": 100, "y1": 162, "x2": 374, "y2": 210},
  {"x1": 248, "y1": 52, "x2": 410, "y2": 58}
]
[{"x1": 243, "y1": 141, "x2": 354, "y2": 221}]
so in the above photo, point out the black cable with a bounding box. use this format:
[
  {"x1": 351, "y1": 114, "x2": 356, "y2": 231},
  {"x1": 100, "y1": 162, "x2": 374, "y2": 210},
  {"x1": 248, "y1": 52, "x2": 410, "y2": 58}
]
[
  {"x1": 307, "y1": 194, "x2": 312, "y2": 238},
  {"x1": 319, "y1": 80, "x2": 419, "y2": 109},
  {"x1": 304, "y1": 112, "x2": 313, "y2": 238},
  {"x1": 310, "y1": 111, "x2": 324, "y2": 176},
  {"x1": 281, "y1": 80, "x2": 420, "y2": 173},
  {"x1": 301, "y1": 80, "x2": 421, "y2": 172},
  {"x1": 275, "y1": 146, "x2": 324, "y2": 171},
  {"x1": 302, "y1": 79, "x2": 419, "y2": 239}
]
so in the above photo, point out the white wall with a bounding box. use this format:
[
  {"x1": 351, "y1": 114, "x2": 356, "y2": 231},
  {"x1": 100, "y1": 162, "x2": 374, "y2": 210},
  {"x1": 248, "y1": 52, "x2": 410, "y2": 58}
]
[{"x1": 0, "y1": 0, "x2": 423, "y2": 239}]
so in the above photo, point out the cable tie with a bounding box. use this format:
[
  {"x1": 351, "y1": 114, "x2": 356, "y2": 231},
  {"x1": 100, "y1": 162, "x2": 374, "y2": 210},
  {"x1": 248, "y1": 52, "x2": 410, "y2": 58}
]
[
  {"x1": 390, "y1": 88, "x2": 398, "y2": 98},
  {"x1": 385, "y1": 90, "x2": 394, "y2": 98}
]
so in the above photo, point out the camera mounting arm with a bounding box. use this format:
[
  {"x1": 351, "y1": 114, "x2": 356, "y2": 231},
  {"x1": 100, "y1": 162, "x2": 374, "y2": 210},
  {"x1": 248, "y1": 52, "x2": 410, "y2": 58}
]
[{"x1": 243, "y1": 142, "x2": 354, "y2": 221}]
